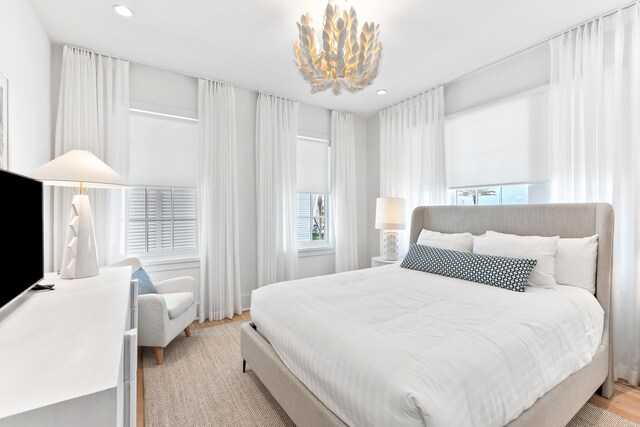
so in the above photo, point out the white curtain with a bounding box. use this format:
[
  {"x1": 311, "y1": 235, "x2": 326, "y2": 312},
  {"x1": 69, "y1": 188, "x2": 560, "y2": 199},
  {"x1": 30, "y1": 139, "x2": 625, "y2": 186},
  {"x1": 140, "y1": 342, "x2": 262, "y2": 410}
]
[
  {"x1": 330, "y1": 111, "x2": 358, "y2": 272},
  {"x1": 255, "y1": 93, "x2": 299, "y2": 286},
  {"x1": 197, "y1": 79, "x2": 242, "y2": 321},
  {"x1": 53, "y1": 46, "x2": 129, "y2": 269},
  {"x1": 379, "y1": 87, "x2": 447, "y2": 255},
  {"x1": 550, "y1": 6, "x2": 640, "y2": 385}
]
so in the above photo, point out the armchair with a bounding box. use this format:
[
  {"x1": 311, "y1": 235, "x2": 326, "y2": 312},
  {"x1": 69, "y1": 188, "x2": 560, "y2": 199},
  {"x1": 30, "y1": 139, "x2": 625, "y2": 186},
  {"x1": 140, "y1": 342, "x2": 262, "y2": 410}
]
[{"x1": 111, "y1": 258, "x2": 197, "y2": 365}]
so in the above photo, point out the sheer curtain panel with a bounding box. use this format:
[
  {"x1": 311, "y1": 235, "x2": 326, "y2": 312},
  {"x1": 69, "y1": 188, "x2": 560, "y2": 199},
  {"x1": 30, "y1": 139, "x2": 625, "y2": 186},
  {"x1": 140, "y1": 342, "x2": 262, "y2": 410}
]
[
  {"x1": 330, "y1": 111, "x2": 358, "y2": 272},
  {"x1": 197, "y1": 79, "x2": 242, "y2": 321},
  {"x1": 255, "y1": 93, "x2": 299, "y2": 286},
  {"x1": 550, "y1": 5, "x2": 640, "y2": 385},
  {"x1": 53, "y1": 46, "x2": 129, "y2": 269},
  {"x1": 379, "y1": 87, "x2": 447, "y2": 255}
]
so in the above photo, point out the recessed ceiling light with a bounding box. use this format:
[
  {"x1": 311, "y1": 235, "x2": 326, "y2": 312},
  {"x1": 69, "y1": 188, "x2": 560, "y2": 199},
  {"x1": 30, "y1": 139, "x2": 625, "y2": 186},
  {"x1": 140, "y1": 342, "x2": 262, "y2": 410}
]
[
  {"x1": 113, "y1": 5, "x2": 134, "y2": 17},
  {"x1": 376, "y1": 89, "x2": 387, "y2": 95}
]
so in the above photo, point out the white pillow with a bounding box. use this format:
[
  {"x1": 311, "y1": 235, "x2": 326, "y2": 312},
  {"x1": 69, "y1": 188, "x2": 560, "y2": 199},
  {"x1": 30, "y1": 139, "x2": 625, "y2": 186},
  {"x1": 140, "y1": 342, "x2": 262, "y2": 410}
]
[
  {"x1": 416, "y1": 229, "x2": 473, "y2": 252},
  {"x1": 554, "y1": 235, "x2": 599, "y2": 294},
  {"x1": 473, "y1": 231, "x2": 559, "y2": 289}
]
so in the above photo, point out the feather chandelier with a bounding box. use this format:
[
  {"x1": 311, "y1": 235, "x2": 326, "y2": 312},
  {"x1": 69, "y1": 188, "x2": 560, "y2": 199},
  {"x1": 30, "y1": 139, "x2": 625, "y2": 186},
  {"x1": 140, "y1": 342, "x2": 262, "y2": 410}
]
[{"x1": 294, "y1": 1, "x2": 382, "y2": 95}]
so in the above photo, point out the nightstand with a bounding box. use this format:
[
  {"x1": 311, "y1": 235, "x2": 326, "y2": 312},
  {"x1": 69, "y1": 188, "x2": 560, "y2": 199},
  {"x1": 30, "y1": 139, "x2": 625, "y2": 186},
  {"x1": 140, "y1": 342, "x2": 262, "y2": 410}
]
[{"x1": 371, "y1": 256, "x2": 397, "y2": 267}]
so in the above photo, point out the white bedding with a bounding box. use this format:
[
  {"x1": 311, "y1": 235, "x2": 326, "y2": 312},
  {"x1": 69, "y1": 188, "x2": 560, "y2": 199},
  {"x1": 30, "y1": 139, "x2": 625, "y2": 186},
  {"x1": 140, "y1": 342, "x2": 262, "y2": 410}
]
[{"x1": 250, "y1": 264, "x2": 604, "y2": 427}]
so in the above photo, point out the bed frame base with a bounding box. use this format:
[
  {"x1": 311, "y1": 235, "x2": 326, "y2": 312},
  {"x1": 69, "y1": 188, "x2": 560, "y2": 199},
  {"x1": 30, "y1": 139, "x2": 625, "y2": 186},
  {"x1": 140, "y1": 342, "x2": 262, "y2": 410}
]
[{"x1": 242, "y1": 321, "x2": 609, "y2": 427}]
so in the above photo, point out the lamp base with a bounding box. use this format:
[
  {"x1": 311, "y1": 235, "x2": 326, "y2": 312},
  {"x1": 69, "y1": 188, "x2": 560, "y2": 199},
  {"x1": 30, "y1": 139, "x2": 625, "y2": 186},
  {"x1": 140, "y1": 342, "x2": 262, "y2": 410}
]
[
  {"x1": 381, "y1": 230, "x2": 399, "y2": 261},
  {"x1": 60, "y1": 194, "x2": 99, "y2": 279}
]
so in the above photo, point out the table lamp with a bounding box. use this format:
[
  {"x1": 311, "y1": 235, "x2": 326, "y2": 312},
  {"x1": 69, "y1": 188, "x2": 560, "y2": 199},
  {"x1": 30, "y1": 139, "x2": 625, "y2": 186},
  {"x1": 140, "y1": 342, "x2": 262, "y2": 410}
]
[
  {"x1": 375, "y1": 197, "x2": 406, "y2": 261},
  {"x1": 32, "y1": 150, "x2": 127, "y2": 279}
]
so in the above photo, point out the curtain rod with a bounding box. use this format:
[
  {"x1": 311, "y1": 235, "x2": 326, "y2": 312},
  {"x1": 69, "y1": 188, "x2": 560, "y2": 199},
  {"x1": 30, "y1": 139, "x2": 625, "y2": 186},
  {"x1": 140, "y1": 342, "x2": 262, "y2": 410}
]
[
  {"x1": 62, "y1": 44, "x2": 352, "y2": 115},
  {"x1": 383, "y1": 0, "x2": 639, "y2": 111}
]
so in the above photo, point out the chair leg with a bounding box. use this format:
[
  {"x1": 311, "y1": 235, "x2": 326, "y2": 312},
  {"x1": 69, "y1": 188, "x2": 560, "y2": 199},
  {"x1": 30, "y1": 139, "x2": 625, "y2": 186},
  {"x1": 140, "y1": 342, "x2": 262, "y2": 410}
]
[
  {"x1": 154, "y1": 347, "x2": 164, "y2": 365},
  {"x1": 243, "y1": 359, "x2": 246, "y2": 373},
  {"x1": 184, "y1": 326, "x2": 191, "y2": 337}
]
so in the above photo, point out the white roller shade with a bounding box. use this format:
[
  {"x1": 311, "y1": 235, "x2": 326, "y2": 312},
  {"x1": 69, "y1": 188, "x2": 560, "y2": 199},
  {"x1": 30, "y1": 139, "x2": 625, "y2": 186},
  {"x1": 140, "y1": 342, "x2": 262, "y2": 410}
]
[
  {"x1": 129, "y1": 112, "x2": 198, "y2": 187},
  {"x1": 445, "y1": 88, "x2": 549, "y2": 189},
  {"x1": 297, "y1": 137, "x2": 330, "y2": 194}
]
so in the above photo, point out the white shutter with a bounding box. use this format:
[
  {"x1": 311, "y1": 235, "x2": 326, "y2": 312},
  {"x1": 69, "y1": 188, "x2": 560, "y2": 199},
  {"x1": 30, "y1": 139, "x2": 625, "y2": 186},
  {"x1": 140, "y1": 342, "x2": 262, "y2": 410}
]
[
  {"x1": 126, "y1": 187, "x2": 197, "y2": 255},
  {"x1": 173, "y1": 189, "x2": 197, "y2": 251},
  {"x1": 297, "y1": 193, "x2": 312, "y2": 241},
  {"x1": 127, "y1": 188, "x2": 146, "y2": 254},
  {"x1": 445, "y1": 88, "x2": 549, "y2": 189}
]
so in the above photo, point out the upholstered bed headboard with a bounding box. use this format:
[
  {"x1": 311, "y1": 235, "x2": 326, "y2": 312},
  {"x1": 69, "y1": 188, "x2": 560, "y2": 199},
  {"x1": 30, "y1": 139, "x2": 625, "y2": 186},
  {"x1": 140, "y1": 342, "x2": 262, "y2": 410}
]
[{"x1": 409, "y1": 203, "x2": 615, "y2": 394}]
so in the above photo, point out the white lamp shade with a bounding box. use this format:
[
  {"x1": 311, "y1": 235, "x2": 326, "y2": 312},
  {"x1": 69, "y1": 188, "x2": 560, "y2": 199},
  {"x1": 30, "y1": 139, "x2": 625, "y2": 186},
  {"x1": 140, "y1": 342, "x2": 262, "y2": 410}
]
[
  {"x1": 31, "y1": 150, "x2": 127, "y2": 188},
  {"x1": 375, "y1": 197, "x2": 406, "y2": 230}
]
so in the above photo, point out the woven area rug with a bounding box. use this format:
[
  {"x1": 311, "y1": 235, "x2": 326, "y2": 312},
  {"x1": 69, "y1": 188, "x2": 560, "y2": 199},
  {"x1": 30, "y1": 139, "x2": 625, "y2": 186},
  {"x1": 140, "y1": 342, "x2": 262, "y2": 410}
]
[{"x1": 144, "y1": 321, "x2": 637, "y2": 427}]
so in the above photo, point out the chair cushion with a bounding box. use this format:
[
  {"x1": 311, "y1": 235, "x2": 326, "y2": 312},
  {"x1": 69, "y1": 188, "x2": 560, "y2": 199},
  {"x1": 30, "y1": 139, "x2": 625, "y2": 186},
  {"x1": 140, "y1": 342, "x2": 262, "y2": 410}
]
[
  {"x1": 133, "y1": 267, "x2": 156, "y2": 295},
  {"x1": 162, "y1": 292, "x2": 195, "y2": 319}
]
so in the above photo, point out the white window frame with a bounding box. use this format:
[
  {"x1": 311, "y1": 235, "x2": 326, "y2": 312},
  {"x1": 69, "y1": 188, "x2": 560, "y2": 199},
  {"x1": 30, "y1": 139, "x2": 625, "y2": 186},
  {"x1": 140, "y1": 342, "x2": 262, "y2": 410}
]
[
  {"x1": 296, "y1": 134, "x2": 332, "y2": 253},
  {"x1": 125, "y1": 186, "x2": 198, "y2": 260},
  {"x1": 297, "y1": 192, "x2": 331, "y2": 251}
]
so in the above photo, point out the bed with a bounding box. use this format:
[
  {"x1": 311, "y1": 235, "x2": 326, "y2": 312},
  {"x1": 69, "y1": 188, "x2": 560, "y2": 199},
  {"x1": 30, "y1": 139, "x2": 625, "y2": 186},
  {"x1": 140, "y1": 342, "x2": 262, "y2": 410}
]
[{"x1": 241, "y1": 203, "x2": 614, "y2": 426}]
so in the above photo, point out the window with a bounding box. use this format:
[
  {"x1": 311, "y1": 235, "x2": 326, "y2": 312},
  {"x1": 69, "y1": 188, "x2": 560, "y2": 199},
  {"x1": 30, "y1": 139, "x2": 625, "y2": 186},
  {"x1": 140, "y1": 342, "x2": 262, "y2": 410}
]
[
  {"x1": 453, "y1": 184, "x2": 529, "y2": 205},
  {"x1": 127, "y1": 108, "x2": 198, "y2": 258},
  {"x1": 297, "y1": 193, "x2": 327, "y2": 245},
  {"x1": 297, "y1": 135, "x2": 330, "y2": 249},
  {"x1": 127, "y1": 187, "x2": 197, "y2": 256}
]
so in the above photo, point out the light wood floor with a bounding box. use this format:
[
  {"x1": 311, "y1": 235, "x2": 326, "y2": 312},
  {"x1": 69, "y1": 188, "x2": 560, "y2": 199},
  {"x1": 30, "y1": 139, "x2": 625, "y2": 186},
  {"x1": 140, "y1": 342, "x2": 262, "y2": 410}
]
[{"x1": 136, "y1": 311, "x2": 640, "y2": 426}]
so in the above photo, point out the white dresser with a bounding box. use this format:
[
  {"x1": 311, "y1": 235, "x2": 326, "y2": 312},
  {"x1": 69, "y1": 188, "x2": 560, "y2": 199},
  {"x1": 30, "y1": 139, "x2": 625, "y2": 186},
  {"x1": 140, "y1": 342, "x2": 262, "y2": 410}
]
[{"x1": 0, "y1": 267, "x2": 138, "y2": 427}]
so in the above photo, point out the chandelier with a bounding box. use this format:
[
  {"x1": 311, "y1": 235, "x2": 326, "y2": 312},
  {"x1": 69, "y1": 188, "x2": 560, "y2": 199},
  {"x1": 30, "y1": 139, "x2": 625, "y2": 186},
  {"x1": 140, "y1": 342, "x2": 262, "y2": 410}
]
[{"x1": 294, "y1": 1, "x2": 382, "y2": 95}]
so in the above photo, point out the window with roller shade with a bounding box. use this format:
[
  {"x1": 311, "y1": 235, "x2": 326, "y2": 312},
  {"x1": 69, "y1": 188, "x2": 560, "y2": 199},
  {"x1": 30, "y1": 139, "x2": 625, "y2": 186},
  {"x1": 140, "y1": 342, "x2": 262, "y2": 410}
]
[
  {"x1": 297, "y1": 136, "x2": 330, "y2": 248},
  {"x1": 445, "y1": 88, "x2": 549, "y2": 191},
  {"x1": 126, "y1": 110, "x2": 198, "y2": 256}
]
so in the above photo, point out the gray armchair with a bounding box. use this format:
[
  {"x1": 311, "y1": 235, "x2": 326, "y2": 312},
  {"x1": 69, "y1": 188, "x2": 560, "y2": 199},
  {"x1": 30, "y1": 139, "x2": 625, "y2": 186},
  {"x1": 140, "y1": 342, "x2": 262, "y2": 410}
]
[{"x1": 111, "y1": 257, "x2": 197, "y2": 365}]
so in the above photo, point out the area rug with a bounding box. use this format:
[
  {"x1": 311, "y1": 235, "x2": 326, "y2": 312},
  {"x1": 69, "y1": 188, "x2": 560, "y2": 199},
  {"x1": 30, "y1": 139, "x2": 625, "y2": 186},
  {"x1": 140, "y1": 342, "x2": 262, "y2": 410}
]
[{"x1": 143, "y1": 321, "x2": 637, "y2": 427}]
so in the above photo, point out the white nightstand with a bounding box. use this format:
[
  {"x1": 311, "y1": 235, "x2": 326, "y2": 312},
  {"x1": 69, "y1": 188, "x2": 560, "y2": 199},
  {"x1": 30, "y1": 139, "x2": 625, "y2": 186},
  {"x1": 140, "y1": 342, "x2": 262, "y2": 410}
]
[{"x1": 371, "y1": 256, "x2": 397, "y2": 267}]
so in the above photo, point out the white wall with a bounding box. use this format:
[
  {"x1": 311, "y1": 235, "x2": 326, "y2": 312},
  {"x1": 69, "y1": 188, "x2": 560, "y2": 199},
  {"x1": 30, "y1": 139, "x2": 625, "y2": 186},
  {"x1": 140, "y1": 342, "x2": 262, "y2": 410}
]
[{"x1": 0, "y1": 0, "x2": 52, "y2": 269}]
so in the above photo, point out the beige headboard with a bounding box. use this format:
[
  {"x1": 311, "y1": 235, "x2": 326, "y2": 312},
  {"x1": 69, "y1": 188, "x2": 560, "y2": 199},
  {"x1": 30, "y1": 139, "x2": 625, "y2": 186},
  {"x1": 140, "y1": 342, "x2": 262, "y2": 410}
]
[{"x1": 409, "y1": 203, "x2": 615, "y2": 394}]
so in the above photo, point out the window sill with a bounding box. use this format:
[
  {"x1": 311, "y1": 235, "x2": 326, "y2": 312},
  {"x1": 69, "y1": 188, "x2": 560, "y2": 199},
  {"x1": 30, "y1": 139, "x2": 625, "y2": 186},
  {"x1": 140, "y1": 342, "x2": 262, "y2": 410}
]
[
  {"x1": 298, "y1": 246, "x2": 335, "y2": 258},
  {"x1": 135, "y1": 254, "x2": 200, "y2": 267}
]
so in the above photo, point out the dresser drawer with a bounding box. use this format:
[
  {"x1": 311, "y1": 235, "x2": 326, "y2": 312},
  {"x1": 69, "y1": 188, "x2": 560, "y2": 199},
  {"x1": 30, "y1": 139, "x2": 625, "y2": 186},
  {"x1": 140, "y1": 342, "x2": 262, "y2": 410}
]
[{"x1": 124, "y1": 329, "x2": 138, "y2": 382}]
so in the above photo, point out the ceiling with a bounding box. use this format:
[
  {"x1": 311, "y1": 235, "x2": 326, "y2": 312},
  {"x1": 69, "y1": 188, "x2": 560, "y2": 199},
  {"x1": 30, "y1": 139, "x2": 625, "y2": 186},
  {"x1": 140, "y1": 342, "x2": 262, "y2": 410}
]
[{"x1": 30, "y1": 0, "x2": 630, "y2": 117}]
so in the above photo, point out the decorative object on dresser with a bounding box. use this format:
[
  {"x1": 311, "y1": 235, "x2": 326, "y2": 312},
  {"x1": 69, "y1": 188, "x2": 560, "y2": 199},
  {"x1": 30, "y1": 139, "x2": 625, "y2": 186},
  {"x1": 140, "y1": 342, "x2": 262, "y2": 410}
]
[
  {"x1": 0, "y1": 267, "x2": 138, "y2": 427},
  {"x1": 111, "y1": 257, "x2": 197, "y2": 365},
  {"x1": 0, "y1": 73, "x2": 7, "y2": 170},
  {"x1": 31, "y1": 150, "x2": 127, "y2": 279},
  {"x1": 375, "y1": 197, "x2": 406, "y2": 261}
]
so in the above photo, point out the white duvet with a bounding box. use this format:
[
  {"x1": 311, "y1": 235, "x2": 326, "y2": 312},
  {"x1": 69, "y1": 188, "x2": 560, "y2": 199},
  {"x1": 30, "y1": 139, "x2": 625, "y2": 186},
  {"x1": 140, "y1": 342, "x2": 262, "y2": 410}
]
[{"x1": 251, "y1": 264, "x2": 604, "y2": 427}]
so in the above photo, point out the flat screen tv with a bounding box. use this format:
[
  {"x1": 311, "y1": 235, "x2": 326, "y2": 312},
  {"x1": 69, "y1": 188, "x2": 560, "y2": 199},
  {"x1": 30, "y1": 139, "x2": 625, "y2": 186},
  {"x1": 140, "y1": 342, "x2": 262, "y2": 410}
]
[{"x1": 0, "y1": 169, "x2": 43, "y2": 311}]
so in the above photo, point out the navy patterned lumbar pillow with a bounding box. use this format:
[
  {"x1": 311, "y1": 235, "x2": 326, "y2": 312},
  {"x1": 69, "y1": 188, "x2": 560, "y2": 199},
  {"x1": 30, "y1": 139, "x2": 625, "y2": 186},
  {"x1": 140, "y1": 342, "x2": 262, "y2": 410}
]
[
  {"x1": 133, "y1": 267, "x2": 157, "y2": 295},
  {"x1": 400, "y1": 244, "x2": 537, "y2": 292}
]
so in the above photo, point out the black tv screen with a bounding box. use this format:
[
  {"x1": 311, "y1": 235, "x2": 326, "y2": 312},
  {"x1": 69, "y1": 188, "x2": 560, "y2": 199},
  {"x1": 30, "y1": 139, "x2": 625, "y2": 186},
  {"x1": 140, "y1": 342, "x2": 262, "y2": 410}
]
[{"x1": 0, "y1": 170, "x2": 43, "y2": 310}]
